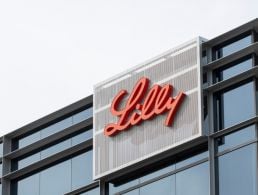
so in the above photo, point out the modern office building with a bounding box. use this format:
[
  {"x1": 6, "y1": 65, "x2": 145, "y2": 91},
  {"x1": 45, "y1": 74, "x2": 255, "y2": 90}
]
[{"x1": 0, "y1": 18, "x2": 258, "y2": 195}]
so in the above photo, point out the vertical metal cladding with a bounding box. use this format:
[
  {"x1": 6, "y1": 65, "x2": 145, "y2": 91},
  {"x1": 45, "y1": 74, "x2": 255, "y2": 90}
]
[{"x1": 93, "y1": 38, "x2": 203, "y2": 179}]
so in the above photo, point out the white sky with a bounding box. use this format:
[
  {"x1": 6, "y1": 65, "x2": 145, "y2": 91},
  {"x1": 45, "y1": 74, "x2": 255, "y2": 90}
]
[{"x1": 0, "y1": 0, "x2": 257, "y2": 136}]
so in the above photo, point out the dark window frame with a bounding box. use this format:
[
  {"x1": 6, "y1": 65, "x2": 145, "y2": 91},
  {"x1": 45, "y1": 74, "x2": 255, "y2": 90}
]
[
  {"x1": 212, "y1": 31, "x2": 253, "y2": 61},
  {"x1": 212, "y1": 54, "x2": 254, "y2": 83},
  {"x1": 213, "y1": 78, "x2": 256, "y2": 131}
]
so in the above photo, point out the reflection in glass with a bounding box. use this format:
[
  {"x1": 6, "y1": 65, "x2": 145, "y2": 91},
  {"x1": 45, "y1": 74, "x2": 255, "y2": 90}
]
[
  {"x1": 15, "y1": 129, "x2": 92, "y2": 170},
  {"x1": 176, "y1": 162, "x2": 209, "y2": 195},
  {"x1": 17, "y1": 174, "x2": 40, "y2": 195},
  {"x1": 40, "y1": 161, "x2": 71, "y2": 195},
  {"x1": 16, "y1": 107, "x2": 93, "y2": 150},
  {"x1": 218, "y1": 144, "x2": 257, "y2": 195},
  {"x1": 15, "y1": 151, "x2": 93, "y2": 195},
  {"x1": 18, "y1": 152, "x2": 40, "y2": 169},
  {"x1": 140, "y1": 176, "x2": 175, "y2": 195},
  {"x1": 176, "y1": 151, "x2": 208, "y2": 169},
  {"x1": 72, "y1": 151, "x2": 93, "y2": 190},
  {"x1": 213, "y1": 35, "x2": 252, "y2": 60},
  {"x1": 215, "y1": 81, "x2": 255, "y2": 130},
  {"x1": 40, "y1": 117, "x2": 73, "y2": 139},
  {"x1": 18, "y1": 131, "x2": 41, "y2": 149},
  {"x1": 216, "y1": 125, "x2": 256, "y2": 153},
  {"x1": 214, "y1": 57, "x2": 252, "y2": 83}
]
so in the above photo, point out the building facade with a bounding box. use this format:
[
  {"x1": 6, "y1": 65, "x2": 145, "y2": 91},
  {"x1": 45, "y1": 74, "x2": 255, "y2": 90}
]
[{"x1": 0, "y1": 18, "x2": 258, "y2": 195}]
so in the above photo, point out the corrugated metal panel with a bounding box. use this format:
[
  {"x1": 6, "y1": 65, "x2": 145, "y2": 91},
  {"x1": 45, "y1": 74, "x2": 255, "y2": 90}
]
[{"x1": 93, "y1": 38, "x2": 203, "y2": 179}]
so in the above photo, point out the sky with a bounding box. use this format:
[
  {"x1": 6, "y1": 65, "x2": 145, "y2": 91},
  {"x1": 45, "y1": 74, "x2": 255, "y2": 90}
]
[{"x1": 0, "y1": 0, "x2": 257, "y2": 136}]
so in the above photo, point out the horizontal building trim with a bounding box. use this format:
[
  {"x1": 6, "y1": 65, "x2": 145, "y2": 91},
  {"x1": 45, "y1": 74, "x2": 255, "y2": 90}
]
[
  {"x1": 4, "y1": 117, "x2": 93, "y2": 160},
  {"x1": 5, "y1": 95, "x2": 93, "y2": 139},
  {"x1": 203, "y1": 66, "x2": 258, "y2": 93},
  {"x1": 203, "y1": 18, "x2": 258, "y2": 48},
  {"x1": 210, "y1": 116, "x2": 258, "y2": 138},
  {"x1": 203, "y1": 42, "x2": 258, "y2": 71},
  {"x1": 2, "y1": 139, "x2": 92, "y2": 180}
]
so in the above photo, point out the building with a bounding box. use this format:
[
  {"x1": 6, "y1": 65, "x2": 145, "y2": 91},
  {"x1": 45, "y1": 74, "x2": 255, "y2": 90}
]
[{"x1": 0, "y1": 18, "x2": 258, "y2": 195}]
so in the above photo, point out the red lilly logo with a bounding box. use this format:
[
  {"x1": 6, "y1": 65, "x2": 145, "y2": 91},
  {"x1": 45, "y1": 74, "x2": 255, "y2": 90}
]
[{"x1": 104, "y1": 77, "x2": 186, "y2": 137}]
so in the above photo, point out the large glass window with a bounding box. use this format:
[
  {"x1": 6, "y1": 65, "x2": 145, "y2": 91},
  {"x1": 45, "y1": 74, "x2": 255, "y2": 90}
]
[
  {"x1": 217, "y1": 143, "x2": 257, "y2": 195},
  {"x1": 213, "y1": 34, "x2": 252, "y2": 60},
  {"x1": 12, "y1": 150, "x2": 94, "y2": 195},
  {"x1": 175, "y1": 162, "x2": 209, "y2": 195},
  {"x1": 118, "y1": 162, "x2": 209, "y2": 195},
  {"x1": 213, "y1": 56, "x2": 253, "y2": 83},
  {"x1": 216, "y1": 125, "x2": 256, "y2": 153},
  {"x1": 12, "y1": 129, "x2": 92, "y2": 171},
  {"x1": 14, "y1": 107, "x2": 93, "y2": 150},
  {"x1": 109, "y1": 150, "x2": 209, "y2": 195},
  {"x1": 214, "y1": 81, "x2": 255, "y2": 130}
]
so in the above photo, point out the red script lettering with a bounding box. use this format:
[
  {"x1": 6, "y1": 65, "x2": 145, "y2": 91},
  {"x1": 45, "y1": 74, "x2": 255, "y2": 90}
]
[{"x1": 104, "y1": 77, "x2": 186, "y2": 136}]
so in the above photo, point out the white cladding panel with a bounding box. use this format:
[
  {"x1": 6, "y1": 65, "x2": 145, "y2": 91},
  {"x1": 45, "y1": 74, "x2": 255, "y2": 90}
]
[{"x1": 93, "y1": 38, "x2": 203, "y2": 179}]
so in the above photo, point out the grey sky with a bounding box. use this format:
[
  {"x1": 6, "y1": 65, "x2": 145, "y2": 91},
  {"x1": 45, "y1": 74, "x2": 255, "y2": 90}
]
[{"x1": 0, "y1": 0, "x2": 257, "y2": 136}]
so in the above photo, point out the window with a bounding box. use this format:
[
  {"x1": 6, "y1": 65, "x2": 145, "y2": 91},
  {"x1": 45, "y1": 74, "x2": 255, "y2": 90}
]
[
  {"x1": 14, "y1": 107, "x2": 93, "y2": 150},
  {"x1": 216, "y1": 125, "x2": 256, "y2": 153},
  {"x1": 12, "y1": 129, "x2": 92, "y2": 171},
  {"x1": 217, "y1": 144, "x2": 257, "y2": 195},
  {"x1": 118, "y1": 162, "x2": 209, "y2": 195},
  {"x1": 12, "y1": 151, "x2": 94, "y2": 195},
  {"x1": 214, "y1": 81, "x2": 255, "y2": 131},
  {"x1": 213, "y1": 34, "x2": 252, "y2": 60},
  {"x1": 213, "y1": 56, "x2": 253, "y2": 83},
  {"x1": 109, "y1": 150, "x2": 209, "y2": 195}
]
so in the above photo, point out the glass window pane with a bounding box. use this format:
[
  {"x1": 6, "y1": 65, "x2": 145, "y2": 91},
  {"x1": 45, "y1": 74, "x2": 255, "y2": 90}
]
[
  {"x1": 73, "y1": 107, "x2": 93, "y2": 124},
  {"x1": 218, "y1": 144, "x2": 257, "y2": 195},
  {"x1": 41, "y1": 117, "x2": 73, "y2": 139},
  {"x1": 214, "y1": 58, "x2": 252, "y2": 82},
  {"x1": 176, "y1": 162, "x2": 209, "y2": 195},
  {"x1": 18, "y1": 152, "x2": 40, "y2": 169},
  {"x1": 18, "y1": 131, "x2": 40, "y2": 149},
  {"x1": 216, "y1": 125, "x2": 256, "y2": 153},
  {"x1": 140, "y1": 175, "x2": 175, "y2": 195},
  {"x1": 40, "y1": 139, "x2": 71, "y2": 159},
  {"x1": 215, "y1": 81, "x2": 255, "y2": 130},
  {"x1": 17, "y1": 174, "x2": 40, "y2": 195},
  {"x1": 176, "y1": 151, "x2": 208, "y2": 169},
  {"x1": 72, "y1": 129, "x2": 93, "y2": 146},
  {"x1": 214, "y1": 35, "x2": 252, "y2": 59},
  {"x1": 40, "y1": 160, "x2": 71, "y2": 195},
  {"x1": 72, "y1": 150, "x2": 93, "y2": 190},
  {"x1": 109, "y1": 179, "x2": 140, "y2": 194},
  {"x1": 140, "y1": 163, "x2": 175, "y2": 183}
]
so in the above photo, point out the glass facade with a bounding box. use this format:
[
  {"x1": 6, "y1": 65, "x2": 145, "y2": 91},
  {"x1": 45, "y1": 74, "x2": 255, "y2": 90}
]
[
  {"x1": 12, "y1": 150, "x2": 93, "y2": 195},
  {"x1": 213, "y1": 34, "x2": 252, "y2": 60},
  {"x1": 12, "y1": 128, "x2": 92, "y2": 170},
  {"x1": 214, "y1": 81, "x2": 255, "y2": 130},
  {"x1": 14, "y1": 107, "x2": 93, "y2": 150},
  {"x1": 109, "y1": 151, "x2": 209, "y2": 195},
  {"x1": 213, "y1": 56, "x2": 253, "y2": 83},
  {"x1": 217, "y1": 144, "x2": 257, "y2": 195},
  {"x1": 0, "y1": 22, "x2": 257, "y2": 195}
]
